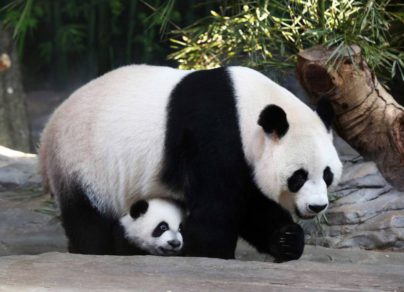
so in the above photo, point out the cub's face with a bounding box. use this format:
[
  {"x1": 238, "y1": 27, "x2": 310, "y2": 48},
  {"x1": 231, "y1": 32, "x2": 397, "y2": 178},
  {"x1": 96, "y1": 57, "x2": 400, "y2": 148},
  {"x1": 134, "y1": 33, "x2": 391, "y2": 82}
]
[
  {"x1": 251, "y1": 100, "x2": 342, "y2": 219},
  {"x1": 120, "y1": 199, "x2": 184, "y2": 255}
]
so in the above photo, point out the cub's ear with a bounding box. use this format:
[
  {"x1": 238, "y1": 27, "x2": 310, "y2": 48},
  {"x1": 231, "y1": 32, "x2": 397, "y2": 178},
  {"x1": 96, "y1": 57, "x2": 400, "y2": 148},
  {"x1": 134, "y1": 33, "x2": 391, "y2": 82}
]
[
  {"x1": 129, "y1": 200, "x2": 149, "y2": 219},
  {"x1": 316, "y1": 98, "x2": 334, "y2": 131},
  {"x1": 258, "y1": 105, "x2": 289, "y2": 138}
]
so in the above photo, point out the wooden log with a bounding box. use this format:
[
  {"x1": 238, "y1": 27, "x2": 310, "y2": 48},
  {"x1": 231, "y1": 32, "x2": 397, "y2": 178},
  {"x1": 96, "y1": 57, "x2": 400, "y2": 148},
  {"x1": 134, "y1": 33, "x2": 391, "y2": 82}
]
[{"x1": 297, "y1": 45, "x2": 404, "y2": 190}]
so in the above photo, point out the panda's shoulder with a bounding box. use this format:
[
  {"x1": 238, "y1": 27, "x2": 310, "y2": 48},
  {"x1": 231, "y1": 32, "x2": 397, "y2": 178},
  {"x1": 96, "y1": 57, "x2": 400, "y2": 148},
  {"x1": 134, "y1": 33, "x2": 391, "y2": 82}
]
[{"x1": 227, "y1": 66, "x2": 268, "y2": 81}]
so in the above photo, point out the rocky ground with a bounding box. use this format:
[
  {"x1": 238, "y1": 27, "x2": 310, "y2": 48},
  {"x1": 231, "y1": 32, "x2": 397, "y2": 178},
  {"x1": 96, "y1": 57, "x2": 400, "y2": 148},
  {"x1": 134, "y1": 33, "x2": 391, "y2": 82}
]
[{"x1": 1, "y1": 250, "x2": 404, "y2": 291}]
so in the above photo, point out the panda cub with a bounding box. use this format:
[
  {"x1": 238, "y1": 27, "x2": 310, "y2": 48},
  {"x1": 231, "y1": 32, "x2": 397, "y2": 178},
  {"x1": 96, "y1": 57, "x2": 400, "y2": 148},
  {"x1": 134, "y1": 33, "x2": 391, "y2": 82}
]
[{"x1": 114, "y1": 198, "x2": 185, "y2": 256}]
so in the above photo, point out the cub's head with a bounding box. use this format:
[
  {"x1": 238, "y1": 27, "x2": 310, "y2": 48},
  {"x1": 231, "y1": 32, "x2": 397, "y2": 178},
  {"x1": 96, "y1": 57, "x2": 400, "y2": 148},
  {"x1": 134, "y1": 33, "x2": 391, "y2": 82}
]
[
  {"x1": 250, "y1": 98, "x2": 342, "y2": 219},
  {"x1": 120, "y1": 198, "x2": 185, "y2": 256}
]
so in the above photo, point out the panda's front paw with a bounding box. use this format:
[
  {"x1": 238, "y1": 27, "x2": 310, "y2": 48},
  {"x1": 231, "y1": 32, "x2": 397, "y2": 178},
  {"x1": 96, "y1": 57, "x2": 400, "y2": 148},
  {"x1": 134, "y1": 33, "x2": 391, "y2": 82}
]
[{"x1": 271, "y1": 223, "x2": 305, "y2": 263}]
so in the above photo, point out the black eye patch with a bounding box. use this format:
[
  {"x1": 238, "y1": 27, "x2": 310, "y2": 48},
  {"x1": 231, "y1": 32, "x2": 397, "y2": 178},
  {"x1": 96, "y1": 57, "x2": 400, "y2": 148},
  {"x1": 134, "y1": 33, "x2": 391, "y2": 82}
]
[
  {"x1": 323, "y1": 166, "x2": 334, "y2": 187},
  {"x1": 287, "y1": 168, "x2": 308, "y2": 193},
  {"x1": 152, "y1": 221, "x2": 169, "y2": 237}
]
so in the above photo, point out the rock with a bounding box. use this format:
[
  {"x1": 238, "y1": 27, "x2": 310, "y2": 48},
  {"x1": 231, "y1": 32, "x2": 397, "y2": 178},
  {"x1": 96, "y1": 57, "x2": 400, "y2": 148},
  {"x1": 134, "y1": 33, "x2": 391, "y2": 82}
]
[
  {"x1": 334, "y1": 229, "x2": 404, "y2": 250},
  {"x1": 338, "y1": 161, "x2": 382, "y2": 185},
  {"x1": 0, "y1": 146, "x2": 65, "y2": 256},
  {"x1": 0, "y1": 189, "x2": 66, "y2": 256},
  {"x1": 0, "y1": 146, "x2": 41, "y2": 189},
  {"x1": 333, "y1": 135, "x2": 360, "y2": 158},
  {"x1": 0, "y1": 251, "x2": 403, "y2": 291},
  {"x1": 326, "y1": 190, "x2": 404, "y2": 225}
]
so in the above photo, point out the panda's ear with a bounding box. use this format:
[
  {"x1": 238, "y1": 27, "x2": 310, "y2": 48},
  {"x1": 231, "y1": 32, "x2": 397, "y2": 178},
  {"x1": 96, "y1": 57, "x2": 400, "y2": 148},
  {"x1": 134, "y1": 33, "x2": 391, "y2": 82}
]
[
  {"x1": 258, "y1": 105, "x2": 289, "y2": 138},
  {"x1": 316, "y1": 97, "x2": 334, "y2": 131},
  {"x1": 129, "y1": 200, "x2": 149, "y2": 219}
]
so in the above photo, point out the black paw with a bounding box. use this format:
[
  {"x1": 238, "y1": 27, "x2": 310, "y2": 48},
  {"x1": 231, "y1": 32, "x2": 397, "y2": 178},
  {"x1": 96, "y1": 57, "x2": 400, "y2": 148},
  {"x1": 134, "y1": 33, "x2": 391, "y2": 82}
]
[{"x1": 270, "y1": 223, "x2": 305, "y2": 263}]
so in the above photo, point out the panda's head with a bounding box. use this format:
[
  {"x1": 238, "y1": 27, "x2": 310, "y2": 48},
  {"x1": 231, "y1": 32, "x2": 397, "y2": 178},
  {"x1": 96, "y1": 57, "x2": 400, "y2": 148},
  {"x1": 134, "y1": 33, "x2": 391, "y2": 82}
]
[
  {"x1": 251, "y1": 98, "x2": 342, "y2": 219},
  {"x1": 120, "y1": 198, "x2": 184, "y2": 256}
]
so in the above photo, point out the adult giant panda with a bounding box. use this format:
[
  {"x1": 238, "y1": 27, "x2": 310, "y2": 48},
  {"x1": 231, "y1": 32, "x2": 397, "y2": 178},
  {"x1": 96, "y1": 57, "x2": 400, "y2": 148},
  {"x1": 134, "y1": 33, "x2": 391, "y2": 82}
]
[{"x1": 39, "y1": 65, "x2": 342, "y2": 261}]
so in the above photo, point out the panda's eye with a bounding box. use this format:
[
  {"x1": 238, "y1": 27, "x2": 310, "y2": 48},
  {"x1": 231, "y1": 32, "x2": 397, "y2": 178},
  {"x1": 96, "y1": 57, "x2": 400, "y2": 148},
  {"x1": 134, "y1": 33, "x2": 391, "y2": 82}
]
[
  {"x1": 323, "y1": 166, "x2": 334, "y2": 187},
  {"x1": 178, "y1": 223, "x2": 183, "y2": 233},
  {"x1": 287, "y1": 168, "x2": 308, "y2": 193},
  {"x1": 159, "y1": 223, "x2": 168, "y2": 231},
  {"x1": 152, "y1": 221, "x2": 169, "y2": 237}
]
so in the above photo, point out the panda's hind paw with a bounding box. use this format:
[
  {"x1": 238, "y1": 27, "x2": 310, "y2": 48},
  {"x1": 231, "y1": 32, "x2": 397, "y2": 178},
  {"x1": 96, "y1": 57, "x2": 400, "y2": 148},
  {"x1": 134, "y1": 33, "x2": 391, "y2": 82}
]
[{"x1": 271, "y1": 223, "x2": 305, "y2": 263}]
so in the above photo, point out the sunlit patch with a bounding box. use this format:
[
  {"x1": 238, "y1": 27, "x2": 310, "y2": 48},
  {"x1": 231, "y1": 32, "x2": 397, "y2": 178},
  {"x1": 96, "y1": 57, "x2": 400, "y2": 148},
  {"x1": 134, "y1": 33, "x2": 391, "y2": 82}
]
[{"x1": 0, "y1": 146, "x2": 36, "y2": 159}]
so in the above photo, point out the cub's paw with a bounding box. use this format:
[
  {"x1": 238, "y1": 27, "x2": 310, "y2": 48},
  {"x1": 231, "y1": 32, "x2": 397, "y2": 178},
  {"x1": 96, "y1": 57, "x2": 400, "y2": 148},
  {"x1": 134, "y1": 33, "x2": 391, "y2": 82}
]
[{"x1": 270, "y1": 223, "x2": 305, "y2": 263}]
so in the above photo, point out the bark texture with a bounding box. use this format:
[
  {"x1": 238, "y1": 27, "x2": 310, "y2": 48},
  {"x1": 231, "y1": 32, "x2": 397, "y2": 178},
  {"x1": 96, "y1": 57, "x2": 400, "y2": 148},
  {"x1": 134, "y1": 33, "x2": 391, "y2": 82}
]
[
  {"x1": 297, "y1": 45, "x2": 404, "y2": 190},
  {"x1": 0, "y1": 25, "x2": 30, "y2": 152}
]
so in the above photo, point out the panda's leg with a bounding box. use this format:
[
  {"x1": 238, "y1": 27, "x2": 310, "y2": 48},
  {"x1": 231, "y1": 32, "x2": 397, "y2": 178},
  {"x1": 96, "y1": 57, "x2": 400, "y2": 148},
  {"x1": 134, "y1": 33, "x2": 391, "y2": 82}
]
[
  {"x1": 58, "y1": 184, "x2": 115, "y2": 255},
  {"x1": 183, "y1": 183, "x2": 241, "y2": 259},
  {"x1": 239, "y1": 188, "x2": 305, "y2": 262},
  {"x1": 163, "y1": 130, "x2": 242, "y2": 259}
]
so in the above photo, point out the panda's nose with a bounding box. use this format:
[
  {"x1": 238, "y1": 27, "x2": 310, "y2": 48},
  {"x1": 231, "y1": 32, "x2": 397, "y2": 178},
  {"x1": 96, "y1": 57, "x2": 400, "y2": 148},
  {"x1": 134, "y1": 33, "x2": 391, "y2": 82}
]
[
  {"x1": 308, "y1": 204, "x2": 328, "y2": 213},
  {"x1": 168, "y1": 239, "x2": 181, "y2": 248}
]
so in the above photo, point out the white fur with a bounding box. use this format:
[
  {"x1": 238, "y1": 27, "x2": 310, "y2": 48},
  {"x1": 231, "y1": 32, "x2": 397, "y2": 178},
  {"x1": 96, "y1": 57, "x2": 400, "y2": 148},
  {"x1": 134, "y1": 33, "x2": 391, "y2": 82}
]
[
  {"x1": 41, "y1": 65, "x2": 342, "y2": 219},
  {"x1": 120, "y1": 199, "x2": 184, "y2": 256},
  {"x1": 229, "y1": 67, "x2": 342, "y2": 218},
  {"x1": 41, "y1": 65, "x2": 189, "y2": 215}
]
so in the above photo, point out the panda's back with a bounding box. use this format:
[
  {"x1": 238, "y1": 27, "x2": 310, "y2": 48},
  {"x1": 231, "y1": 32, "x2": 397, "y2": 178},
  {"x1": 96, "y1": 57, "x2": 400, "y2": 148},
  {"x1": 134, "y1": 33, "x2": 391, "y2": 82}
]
[{"x1": 41, "y1": 65, "x2": 190, "y2": 215}]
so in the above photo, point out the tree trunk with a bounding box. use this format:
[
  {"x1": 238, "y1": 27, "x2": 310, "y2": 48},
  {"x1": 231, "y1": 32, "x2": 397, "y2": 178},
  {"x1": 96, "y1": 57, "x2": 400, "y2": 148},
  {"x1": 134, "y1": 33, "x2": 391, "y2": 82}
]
[
  {"x1": 297, "y1": 45, "x2": 404, "y2": 190},
  {"x1": 0, "y1": 24, "x2": 31, "y2": 152}
]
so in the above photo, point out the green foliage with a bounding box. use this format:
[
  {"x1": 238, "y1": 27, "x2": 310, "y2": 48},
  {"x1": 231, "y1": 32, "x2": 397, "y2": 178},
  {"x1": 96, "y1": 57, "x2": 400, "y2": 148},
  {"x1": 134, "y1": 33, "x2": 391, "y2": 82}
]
[
  {"x1": 0, "y1": 0, "x2": 184, "y2": 88},
  {"x1": 1, "y1": 0, "x2": 402, "y2": 86},
  {"x1": 169, "y1": 0, "x2": 404, "y2": 81}
]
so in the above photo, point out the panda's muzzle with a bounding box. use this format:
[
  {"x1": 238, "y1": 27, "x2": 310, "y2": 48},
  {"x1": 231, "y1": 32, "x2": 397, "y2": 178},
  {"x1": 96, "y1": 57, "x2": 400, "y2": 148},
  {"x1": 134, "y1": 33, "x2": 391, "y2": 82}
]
[
  {"x1": 308, "y1": 204, "x2": 327, "y2": 213},
  {"x1": 168, "y1": 239, "x2": 181, "y2": 248},
  {"x1": 157, "y1": 239, "x2": 182, "y2": 255},
  {"x1": 295, "y1": 206, "x2": 316, "y2": 220},
  {"x1": 158, "y1": 246, "x2": 181, "y2": 256}
]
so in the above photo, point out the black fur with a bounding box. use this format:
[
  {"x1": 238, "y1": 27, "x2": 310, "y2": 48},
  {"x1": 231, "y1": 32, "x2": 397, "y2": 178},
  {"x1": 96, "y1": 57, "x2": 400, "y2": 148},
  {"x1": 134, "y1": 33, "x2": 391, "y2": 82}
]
[
  {"x1": 58, "y1": 181, "x2": 115, "y2": 255},
  {"x1": 59, "y1": 179, "x2": 149, "y2": 256},
  {"x1": 162, "y1": 67, "x2": 246, "y2": 258},
  {"x1": 112, "y1": 221, "x2": 148, "y2": 255},
  {"x1": 129, "y1": 200, "x2": 149, "y2": 219},
  {"x1": 308, "y1": 204, "x2": 327, "y2": 213},
  {"x1": 323, "y1": 166, "x2": 334, "y2": 186},
  {"x1": 258, "y1": 105, "x2": 289, "y2": 138},
  {"x1": 239, "y1": 184, "x2": 305, "y2": 262},
  {"x1": 162, "y1": 67, "x2": 302, "y2": 260},
  {"x1": 152, "y1": 221, "x2": 169, "y2": 237},
  {"x1": 287, "y1": 168, "x2": 308, "y2": 193},
  {"x1": 316, "y1": 98, "x2": 334, "y2": 131}
]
